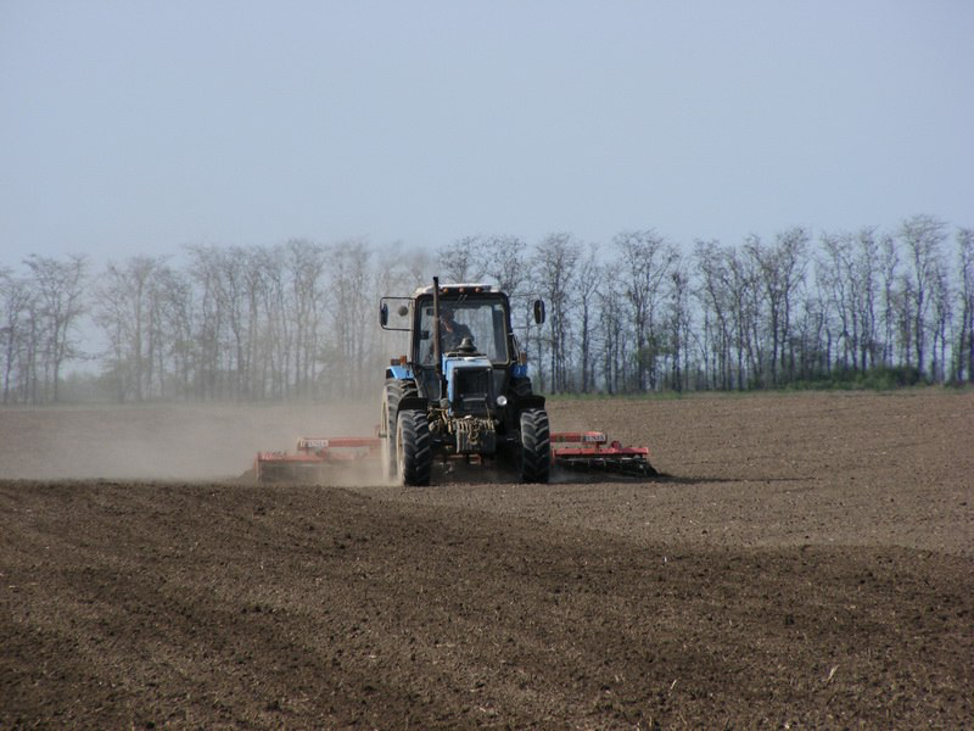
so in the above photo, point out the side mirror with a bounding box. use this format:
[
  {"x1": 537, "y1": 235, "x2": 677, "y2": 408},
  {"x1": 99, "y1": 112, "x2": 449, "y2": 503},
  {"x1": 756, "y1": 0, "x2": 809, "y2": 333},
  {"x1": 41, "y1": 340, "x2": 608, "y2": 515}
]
[
  {"x1": 533, "y1": 299, "x2": 546, "y2": 325},
  {"x1": 379, "y1": 302, "x2": 389, "y2": 327}
]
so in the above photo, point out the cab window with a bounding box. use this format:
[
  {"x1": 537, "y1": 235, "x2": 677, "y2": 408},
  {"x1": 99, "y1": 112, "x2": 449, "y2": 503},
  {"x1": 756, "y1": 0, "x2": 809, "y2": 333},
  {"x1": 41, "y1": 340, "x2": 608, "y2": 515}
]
[{"x1": 418, "y1": 299, "x2": 509, "y2": 363}]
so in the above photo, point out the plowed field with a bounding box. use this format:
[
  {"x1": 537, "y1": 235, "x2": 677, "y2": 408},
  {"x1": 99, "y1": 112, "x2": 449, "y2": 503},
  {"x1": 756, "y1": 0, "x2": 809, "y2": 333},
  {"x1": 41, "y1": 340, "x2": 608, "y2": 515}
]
[{"x1": 2, "y1": 390, "x2": 972, "y2": 728}]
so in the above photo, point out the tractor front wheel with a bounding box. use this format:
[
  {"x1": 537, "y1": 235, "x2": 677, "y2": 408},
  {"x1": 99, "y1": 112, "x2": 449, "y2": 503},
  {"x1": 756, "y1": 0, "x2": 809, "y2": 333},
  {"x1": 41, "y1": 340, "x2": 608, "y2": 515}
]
[
  {"x1": 519, "y1": 408, "x2": 551, "y2": 483},
  {"x1": 396, "y1": 409, "x2": 432, "y2": 486}
]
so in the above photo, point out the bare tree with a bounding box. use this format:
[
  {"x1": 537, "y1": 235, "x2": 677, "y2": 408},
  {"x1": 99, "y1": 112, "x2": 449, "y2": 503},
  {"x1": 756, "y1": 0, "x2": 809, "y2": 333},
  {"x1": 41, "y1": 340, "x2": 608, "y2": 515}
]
[
  {"x1": 819, "y1": 232, "x2": 856, "y2": 371},
  {"x1": 218, "y1": 247, "x2": 250, "y2": 399},
  {"x1": 238, "y1": 247, "x2": 270, "y2": 399},
  {"x1": 893, "y1": 273, "x2": 915, "y2": 369},
  {"x1": 283, "y1": 240, "x2": 329, "y2": 398},
  {"x1": 957, "y1": 228, "x2": 974, "y2": 383},
  {"x1": 260, "y1": 246, "x2": 292, "y2": 399},
  {"x1": 329, "y1": 240, "x2": 374, "y2": 399},
  {"x1": 532, "y1": 233, "x2": 581, "y2": 393},
  {"x1": 693, "y1": 240, "x2": 734, "y2": 389},
  {"x1": 724, "y1": 245, "x2": 762, "y2": 388},
  {"x1": 574, "y1": 253, "x2": 601, "y2": 392},
  {"x1": 745, "y1": 228, "x2": 807, "y2": 386},
  {"x1": 94, "y1": 262, "x2": 133, "y2": 401},
  {"x1": 793, "y1": 292, "x2": 829, "y2": 381},
  {"x1": 852, "y1": 228, "x2": 881, "y2": 371},
  {"x1": 155, "y1": 265, "x2": 197, "y2": 400},
  {"x1": 667, "y1": 262, "x2": 692, "y2": 392},
  {"x1": 94, "y1": 255, "x2": 171, "y2": 402},
  {"x1": 900, "y1": 214, "x2": 947, "y2": 378},
  {"x1": 24, "y1": 254, "x2": 88, "y2": 402},
  {"x1": 438, "y1": 237, "x2": 484, "y2": 283},
  {"x1": 929, "y1": 260, "x2": 952, "y2": 383},
  {"x1": 597, "y1": 262, "x2": 628, "y2": 394},
  {"x1": 0, "y1": 268, "x2": 33, "y2": 403},
  {"x1": 614, "y1": 230, "x2": 677, "y2": 391},
  {"x1": 879, "y1": 234, "x2": 899, "y2": 367},
  {"x1": 480, "y1": 235, "x2": 529, "y2": 296}
]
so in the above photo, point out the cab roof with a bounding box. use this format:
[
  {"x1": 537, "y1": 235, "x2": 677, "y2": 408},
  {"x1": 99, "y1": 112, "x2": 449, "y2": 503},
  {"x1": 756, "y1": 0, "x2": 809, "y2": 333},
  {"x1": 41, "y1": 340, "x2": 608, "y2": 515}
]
[{"x1": 412, "y1": 282, "x2": 493, "y2": 297}]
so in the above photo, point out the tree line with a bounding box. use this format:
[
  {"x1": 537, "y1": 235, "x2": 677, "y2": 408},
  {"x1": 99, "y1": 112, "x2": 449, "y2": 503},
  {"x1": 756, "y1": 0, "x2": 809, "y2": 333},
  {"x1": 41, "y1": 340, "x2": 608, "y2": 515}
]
[{"x1": 2, "y1": 214, "x2": 973, "y2": 404}]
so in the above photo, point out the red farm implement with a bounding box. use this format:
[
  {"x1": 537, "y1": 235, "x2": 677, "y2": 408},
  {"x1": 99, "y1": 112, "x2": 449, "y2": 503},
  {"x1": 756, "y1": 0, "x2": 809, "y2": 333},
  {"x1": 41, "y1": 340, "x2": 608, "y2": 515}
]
[
  {"x1": 254, "y1": 436, "x2": 380, "y2": 483},
  {"x1": 254, "y1": 430, "x2": 654, "y2": 483},
  {"x1": 550, "y1": 431, "x2": 657, "y2": 477}
]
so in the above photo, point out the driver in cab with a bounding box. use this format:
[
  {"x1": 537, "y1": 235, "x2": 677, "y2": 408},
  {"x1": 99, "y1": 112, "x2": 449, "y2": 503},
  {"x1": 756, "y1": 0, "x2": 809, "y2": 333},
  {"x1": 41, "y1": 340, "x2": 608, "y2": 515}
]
[{"x1": 439, "y1": 305, "x2": 473, "y2": 353}]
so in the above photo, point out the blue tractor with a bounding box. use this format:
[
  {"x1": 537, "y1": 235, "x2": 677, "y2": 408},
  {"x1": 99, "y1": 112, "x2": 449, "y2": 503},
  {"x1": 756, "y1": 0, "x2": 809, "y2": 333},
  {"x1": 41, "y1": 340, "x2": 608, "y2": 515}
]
[{"x1": 378, "y1": 278, "x2": 549, "y2": 486}]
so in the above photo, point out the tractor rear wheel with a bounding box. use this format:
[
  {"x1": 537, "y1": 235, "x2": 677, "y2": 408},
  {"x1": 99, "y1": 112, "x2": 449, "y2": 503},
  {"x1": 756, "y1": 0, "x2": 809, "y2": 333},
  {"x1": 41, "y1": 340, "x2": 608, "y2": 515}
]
[
  {"x1": 396, "y1": 409, "x2": 432, "y2": 486},
  {"x1": 381, "y1": 379, "x2": 417, "y2": 480},
  {"x1": 519, "y1": 408, "x2": 551, "y2": 483}
]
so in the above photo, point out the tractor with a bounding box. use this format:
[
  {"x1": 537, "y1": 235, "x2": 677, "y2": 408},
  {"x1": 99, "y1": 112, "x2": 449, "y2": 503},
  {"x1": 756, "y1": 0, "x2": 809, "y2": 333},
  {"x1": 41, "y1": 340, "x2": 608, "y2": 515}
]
[{"x1": 378, "y1": 278, "x2": 549, "y2": 486}]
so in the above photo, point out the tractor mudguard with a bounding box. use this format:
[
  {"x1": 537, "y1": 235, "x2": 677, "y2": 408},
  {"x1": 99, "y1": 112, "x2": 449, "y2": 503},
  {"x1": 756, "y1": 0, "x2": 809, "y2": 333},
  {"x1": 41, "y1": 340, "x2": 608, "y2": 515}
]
[
  {"x1": 516, "y1": 394, "x2": 546, "y2": 410},
  {"x1": 386, "y1": 364, "x2": 415, "y2": 380},
  {"x1": 397, "y1": 396, "x2": 429, "y2": 412}
]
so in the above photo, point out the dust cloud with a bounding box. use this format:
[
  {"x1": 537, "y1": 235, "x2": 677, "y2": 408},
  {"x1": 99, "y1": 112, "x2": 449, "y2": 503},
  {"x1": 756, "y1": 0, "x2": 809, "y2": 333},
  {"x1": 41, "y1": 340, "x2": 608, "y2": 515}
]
[
  {"x1": 0, "y1": 402, "x2": 379, "y2": 481},
  {"x1": 0, "y1": 402, "x2": 647, "y2": 485}
]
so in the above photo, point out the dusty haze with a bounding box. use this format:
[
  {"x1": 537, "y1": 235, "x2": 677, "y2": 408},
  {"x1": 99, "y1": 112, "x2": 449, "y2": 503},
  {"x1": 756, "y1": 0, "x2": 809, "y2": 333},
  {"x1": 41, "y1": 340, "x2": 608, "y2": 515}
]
[{"x1": 0, "y1": 402, "x2": 378, "y2": 481}]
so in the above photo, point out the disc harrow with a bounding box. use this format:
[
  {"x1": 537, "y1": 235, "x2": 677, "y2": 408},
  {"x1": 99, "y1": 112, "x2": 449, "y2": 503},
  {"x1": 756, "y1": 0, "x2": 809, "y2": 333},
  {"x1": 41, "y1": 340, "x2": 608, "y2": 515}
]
[
  {"x1": 254, "y1": 430, "x2": 654, "y2": 483},
  {"x1": 255, "y1": 436, "x2": 380, "y2": 483},
  {"x1": 551, "y1": 431, "x2": 657, "y2": 477}
]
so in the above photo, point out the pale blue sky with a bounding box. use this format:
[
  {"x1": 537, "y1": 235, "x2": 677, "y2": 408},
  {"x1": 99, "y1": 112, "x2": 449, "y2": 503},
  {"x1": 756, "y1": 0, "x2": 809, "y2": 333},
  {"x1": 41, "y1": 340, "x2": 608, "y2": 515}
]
[{"x1": 1, "y1": 1, "x2": 972, "y2": 265}]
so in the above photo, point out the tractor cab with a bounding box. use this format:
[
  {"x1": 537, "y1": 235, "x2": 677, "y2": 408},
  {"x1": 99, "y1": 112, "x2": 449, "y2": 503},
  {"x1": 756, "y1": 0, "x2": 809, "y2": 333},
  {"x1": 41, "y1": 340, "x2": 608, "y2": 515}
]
[
  {"x1": 381, "y1": 283, "x2": 530, "y2": 409},
  {"x1": 413, "y1": 287, "x2": 510, "y2": 366},
  {"x1": 411, "y1": 284, "x2": 513, "y2": 408}
]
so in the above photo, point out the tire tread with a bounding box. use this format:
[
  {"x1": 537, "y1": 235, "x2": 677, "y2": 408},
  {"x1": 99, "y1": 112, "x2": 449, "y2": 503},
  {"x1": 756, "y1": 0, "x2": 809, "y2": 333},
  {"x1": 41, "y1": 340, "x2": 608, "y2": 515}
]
[
  {"x1": 398, "y1": 409, "x2": 432, "y2": 486},
  {"x1": 519, "y1": 408, "x2": 551, "y2": 483}
]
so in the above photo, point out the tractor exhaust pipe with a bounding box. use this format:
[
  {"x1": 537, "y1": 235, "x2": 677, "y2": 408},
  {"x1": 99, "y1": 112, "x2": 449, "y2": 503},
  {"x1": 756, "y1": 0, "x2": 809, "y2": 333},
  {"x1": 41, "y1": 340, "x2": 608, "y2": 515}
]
[{"x1": 431, "y1": 276, "x2": 446, "y2": 400}]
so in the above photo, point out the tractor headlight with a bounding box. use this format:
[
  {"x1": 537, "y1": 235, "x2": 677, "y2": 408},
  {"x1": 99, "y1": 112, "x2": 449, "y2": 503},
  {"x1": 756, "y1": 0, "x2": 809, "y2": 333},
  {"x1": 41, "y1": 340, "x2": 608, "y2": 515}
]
[{"x1": 496, "y1": 395, "x2": 508, "y2": 408}]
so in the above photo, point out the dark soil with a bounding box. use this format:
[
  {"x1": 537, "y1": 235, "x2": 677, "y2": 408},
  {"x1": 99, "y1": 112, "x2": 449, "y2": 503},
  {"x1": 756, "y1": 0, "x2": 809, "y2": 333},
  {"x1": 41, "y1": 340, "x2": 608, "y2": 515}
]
[{"x1": 2, "y1": 390, "x2": 972, "y2": 728}]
